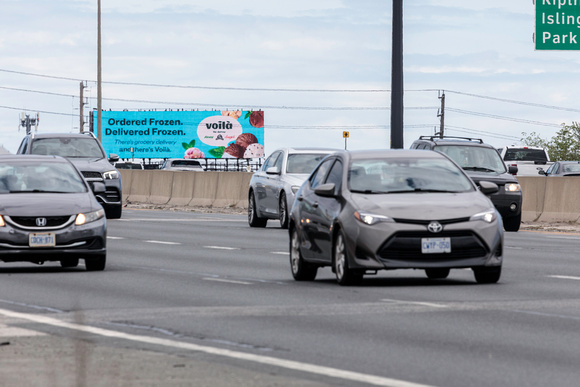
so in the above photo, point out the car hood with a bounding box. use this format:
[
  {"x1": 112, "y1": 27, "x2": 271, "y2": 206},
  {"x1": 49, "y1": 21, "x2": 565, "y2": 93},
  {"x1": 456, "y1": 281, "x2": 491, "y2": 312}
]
[
  {"x1": 463, "y1": 171, "x2": 518, "y2": 185},
  {"x1": 68, "y1": 158, "x2": 115, "y2": 173},
  {"x1": 349, "y1": 190, "x2": 494, "y2": 220},
  {"x1": 0, "y1": 193, "x2": 99, "y2": 216}
]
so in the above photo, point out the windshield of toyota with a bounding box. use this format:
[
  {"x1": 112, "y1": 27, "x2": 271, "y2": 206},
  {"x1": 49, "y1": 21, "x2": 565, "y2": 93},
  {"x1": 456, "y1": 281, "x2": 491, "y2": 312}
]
[
  {"x1": 348, "y1": 157, "x2": 474, "y2": 194},
  {"x1": 286, "y1": 154, "x2": 329, "y2": 174}
]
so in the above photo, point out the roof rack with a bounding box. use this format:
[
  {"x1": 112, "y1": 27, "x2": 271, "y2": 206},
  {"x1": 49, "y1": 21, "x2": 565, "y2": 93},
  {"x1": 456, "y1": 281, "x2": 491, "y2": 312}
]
[{"x1": 418, "y1": 135, "x2": 484, "y2": 144}]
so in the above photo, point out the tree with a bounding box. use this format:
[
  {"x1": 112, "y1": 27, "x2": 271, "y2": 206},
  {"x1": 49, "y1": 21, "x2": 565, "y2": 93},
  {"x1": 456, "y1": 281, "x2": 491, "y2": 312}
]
[{"x1": 521, "y1": 123, "x2": 580, "y2": 161}]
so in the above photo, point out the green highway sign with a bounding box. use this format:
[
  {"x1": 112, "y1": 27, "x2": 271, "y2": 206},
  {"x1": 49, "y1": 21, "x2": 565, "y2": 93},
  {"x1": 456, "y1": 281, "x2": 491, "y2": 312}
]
[{"x1": 535, "y1": 0, "x2": 580, "y2": 50}]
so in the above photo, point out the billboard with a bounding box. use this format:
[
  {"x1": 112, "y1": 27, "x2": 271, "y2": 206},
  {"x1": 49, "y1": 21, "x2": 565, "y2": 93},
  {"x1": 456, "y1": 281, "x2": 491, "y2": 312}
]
[{"x1": 92, "y1": 110, "x2": 264, "y2": 159}]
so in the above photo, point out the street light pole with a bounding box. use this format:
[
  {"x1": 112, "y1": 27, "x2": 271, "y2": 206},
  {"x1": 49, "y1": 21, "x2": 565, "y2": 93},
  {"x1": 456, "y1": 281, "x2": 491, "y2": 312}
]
[
  {"x1": 97, "y1": 0, "x2": 102, "y2": 142},
  {"x1": 390, "y1": 0, "x2": 404, "y2": 149}
]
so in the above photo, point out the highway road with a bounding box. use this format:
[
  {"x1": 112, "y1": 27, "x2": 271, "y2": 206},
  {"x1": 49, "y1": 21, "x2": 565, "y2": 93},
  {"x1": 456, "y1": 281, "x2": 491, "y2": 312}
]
[{"x1": 1, "y1": 208, "x2": 580, "y2": 387}]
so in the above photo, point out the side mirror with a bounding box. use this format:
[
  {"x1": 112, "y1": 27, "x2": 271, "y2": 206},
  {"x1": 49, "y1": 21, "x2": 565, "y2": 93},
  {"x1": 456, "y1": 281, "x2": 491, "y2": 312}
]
[
  {"x1": 91, "y1": 181, "x2": 106, "y2": 194},
  {"x1": 266, "y1": 166, "x2": 280, "y2": 175},
  {"x1": 508, "y1": 165, "x2": 518, "y2": 175},
  {"x1": 109, "y1": 153, "x2": 120, "y2": 163},
  {"x1": 314, "y1": 183, "x2": 336, "y2": 197},
  {"x1": 537, "y1": 169, "x2": 546, "y2": 176},
  {"x1": 478, "y1": 181, "x2": 499, "y2": 195}
]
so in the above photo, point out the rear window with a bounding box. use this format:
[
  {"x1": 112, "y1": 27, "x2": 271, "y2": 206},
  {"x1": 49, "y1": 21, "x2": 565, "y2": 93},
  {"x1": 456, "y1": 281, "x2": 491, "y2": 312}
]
[{"x1": 503, "y1": 148, "x2": 548, "y2": 162}]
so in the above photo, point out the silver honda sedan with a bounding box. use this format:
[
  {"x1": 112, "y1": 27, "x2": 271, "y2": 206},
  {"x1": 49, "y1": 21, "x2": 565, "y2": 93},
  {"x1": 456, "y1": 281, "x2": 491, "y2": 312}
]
[
  {"x1": 289, "y1": 149, "x2": 504, "y2": 285},
  {"x1": 248, "y1": 147, "x2": 337, "y2": 229}
]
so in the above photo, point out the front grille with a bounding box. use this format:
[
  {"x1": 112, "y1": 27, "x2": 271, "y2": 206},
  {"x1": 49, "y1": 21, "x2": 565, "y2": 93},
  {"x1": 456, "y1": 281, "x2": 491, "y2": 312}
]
[
  {"x1": 6, "y1": 215, "x2": 75, "y2": 230},
  {"x1": 393, "y1": 217, "x2": 471, "y2": 225},
  {"x1": 377, "y1": 230, "x2": 488, "y2": 262},
  {"x1": 82, "y1": 171, "x2": 103, "y2": 180}
]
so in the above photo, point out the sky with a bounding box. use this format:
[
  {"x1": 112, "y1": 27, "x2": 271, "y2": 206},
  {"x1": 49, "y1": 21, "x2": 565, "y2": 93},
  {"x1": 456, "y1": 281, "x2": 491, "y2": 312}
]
[{"x1": 1, "y1": 0, "x2": 579, "y2": 158}]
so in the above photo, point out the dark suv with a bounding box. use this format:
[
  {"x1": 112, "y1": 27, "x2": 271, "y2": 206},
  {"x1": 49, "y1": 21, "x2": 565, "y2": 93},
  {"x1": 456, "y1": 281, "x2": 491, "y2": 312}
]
[
  {"x1": 17, "y1": 132, "x2": 123, "y2": 219},
  {"x1": 410, "y1": 136, "x2": 522, "y2": 231}
]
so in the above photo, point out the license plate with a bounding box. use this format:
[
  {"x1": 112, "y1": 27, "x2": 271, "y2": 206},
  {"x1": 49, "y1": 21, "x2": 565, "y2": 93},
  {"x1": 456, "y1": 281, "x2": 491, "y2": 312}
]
[
  {"x1": 29, "y1": 233, "x2": 56, "y2": 247},
  {"x1": 421, "y1": 237, "x2": 451, "y2": 254}
]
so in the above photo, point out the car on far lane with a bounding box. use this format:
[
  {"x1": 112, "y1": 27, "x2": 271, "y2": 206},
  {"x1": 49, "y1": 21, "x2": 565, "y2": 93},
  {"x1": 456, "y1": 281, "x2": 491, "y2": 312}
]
[
  {"x1": 248, "y1": 147, "x2": 338, "y2": 229},
  {"x1": 114, "y1": 161, "x2": 144, "y2": 170},
  {"x1": 537, "y1": 161, "x2": 580, "y2": 176},
  {"x1": 0, "y1": 155, "x2": 107, "y2": 271},
  {"x1": 160, "y1": 158, "x2": 205, "y2": 171},
  {"x1": 289, "y1": 149, "x2": 504, "y2": 286}
]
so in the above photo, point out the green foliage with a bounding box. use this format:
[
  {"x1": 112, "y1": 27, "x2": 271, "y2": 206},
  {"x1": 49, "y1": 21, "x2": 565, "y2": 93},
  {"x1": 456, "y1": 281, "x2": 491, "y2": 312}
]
[
  {"x1": 521, "y1": 122, "x2": 580, "y2": 161},
  {"x1": 182, "y1": 139, "x2": 196, "y2": 150}
]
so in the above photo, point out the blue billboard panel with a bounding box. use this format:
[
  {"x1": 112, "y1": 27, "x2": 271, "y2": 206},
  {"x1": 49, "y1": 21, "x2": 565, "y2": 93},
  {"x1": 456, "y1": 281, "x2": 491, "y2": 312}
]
[{"x1": 92, "y1": 110, "x2": 264, "y2": 159}]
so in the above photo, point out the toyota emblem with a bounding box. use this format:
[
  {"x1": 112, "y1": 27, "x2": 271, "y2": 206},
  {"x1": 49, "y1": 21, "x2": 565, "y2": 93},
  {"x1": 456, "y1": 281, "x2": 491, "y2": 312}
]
[
  {"x1": 427, "y1": 221, "x2": 443, "y2": 233},
  {"x1": 36, "y1": 218, "x2": 47, "y2": 227}
]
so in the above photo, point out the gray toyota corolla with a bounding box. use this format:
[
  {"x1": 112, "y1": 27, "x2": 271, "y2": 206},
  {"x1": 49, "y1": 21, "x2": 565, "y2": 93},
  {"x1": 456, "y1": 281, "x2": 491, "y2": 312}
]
[
  {"x1": 289, "y1": 149, "x2": 504, "y2": 285},
  {"x1": 0, "y1": 155, "x2": 107, "y2": 271}
]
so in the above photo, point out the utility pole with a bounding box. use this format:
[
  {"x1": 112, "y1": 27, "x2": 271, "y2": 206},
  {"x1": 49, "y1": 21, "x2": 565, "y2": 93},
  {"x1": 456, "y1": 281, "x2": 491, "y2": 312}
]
[
  {"x1": 79, "y1": 81, "x2": 87, "y2": 132},
  {"x1": 97, "y1": 0, "x2": 102, "y2": 142},
  {"x1": 437, "y1": 90, "x2": 445, "y2": 138},
  {"x1": 20, "y1": 113, "x2": 39, "y2": 135},
  {"x1": 390, "y1": 0, "x2": 404, "y2": 149}
]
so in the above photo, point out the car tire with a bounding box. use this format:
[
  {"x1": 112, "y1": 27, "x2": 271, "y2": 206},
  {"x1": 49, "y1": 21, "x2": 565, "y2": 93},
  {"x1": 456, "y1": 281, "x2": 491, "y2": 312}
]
[
  {"x1": 334, "y1": 230, "x2": 363, "y2": 286},
  {"x1": 85, "y1": 253, "x2": 106, "y2": 271},
  {"x1": 60, "y1": 259, "x2": 79, "y2": 268},
  {"x1": 290, "y1": 227, "x2": 317, "y2": 281},
  {"x1": 106, "y1": 205, "x2": 123, "y2": 219},
  {"x1": 503, "y1": 213, "x2": 521, "y2": 232},
  {"x1": 279, "y1": 192, "x2": 289, "y2": 229},
  {"x1": 473, "y1": 266, "x2": 501, "y2": 284},
  {"x1": 425, "y1": 268, "x2": 450, "y2": 279},
  {"x1": 248, "y1": 191, "x2": 267, "y2": 228}
]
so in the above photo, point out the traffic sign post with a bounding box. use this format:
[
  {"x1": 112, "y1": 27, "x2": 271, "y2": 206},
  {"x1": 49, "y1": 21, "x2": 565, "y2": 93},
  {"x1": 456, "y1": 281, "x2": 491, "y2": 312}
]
[
  {"x1": 343, "y1": 131, "x2": 349, "y2": 150},
  {"x1": 535, "y1": 1, "x2": 580, "y2": 50}
]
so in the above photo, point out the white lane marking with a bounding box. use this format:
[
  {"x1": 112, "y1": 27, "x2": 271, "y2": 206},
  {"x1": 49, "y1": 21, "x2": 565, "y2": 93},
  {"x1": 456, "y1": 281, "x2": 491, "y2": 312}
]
[
  {"x1": 0, "y1": 323, "x2": 46, "y2": 337},
  {"x1": 548, "y1": 275, "x2": 580, "y2": 281},
  {"x1": 271, "y1": 251, "x2": 289, "y2": 255},
  {"x1": 204, "y1": 246, "x2": 239, "y2": 250},
  {"x1": 203, "y1": 277, "x2": 252, "y2": 285},
  {"x1": 547, "y1": 235, "x2": 580, "y2": 240},
  {"x1": 381, "y1": 298, "x2": 448, "y2": 308},
  {"x1": 145, "y1": 240, "x2": 181, "y2": 245},
  {"x1": 119, "y1": 218, "x2": 244, "y2": 222},
  {"x1": 107, "y1": 236, "x2": 125, "y2": 240},
  {"x1": 0, "y1": 308, "x2": 434, "y2": 387}
]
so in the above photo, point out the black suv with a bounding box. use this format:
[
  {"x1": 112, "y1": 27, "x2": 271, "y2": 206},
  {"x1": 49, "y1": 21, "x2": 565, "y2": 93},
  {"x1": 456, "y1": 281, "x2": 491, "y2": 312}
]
[
  {"x1": 410, "y1": 136, "x2": 522, "y2": 231},
  {"x1": 17, "y1": 132, "x2": 123, "y2": 219}
]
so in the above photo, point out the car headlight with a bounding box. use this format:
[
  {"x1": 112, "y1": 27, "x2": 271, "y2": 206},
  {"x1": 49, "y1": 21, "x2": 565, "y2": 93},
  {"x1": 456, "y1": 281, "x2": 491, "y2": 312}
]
[
  {"x1": 354, "y1": 211, "x2": 394, "y2": 225},
  {"x1": 75, "y1": 208, "x2": 105, "y2": 225},
  {"x1": 291, "y1": 185, "x2": 301, "y2": 194},
  {"x1": 0, "y1": 215, "x2": 4, "y2": 227},
  {"x1": 103, "y1": 170, "x2": 120, "y2": 180},
  {"x1": 505, "y1": 183, "x2": 521, "y2": 192},
  {"x1": 470, "y1": 209, "x2": 497, "y2": 223}
]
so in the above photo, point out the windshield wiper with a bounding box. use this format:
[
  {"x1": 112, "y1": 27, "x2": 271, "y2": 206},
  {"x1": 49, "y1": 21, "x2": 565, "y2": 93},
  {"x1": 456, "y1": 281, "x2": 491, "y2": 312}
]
[{"x1": 462, "y1": 166, "x2": 497, "y2": 173}]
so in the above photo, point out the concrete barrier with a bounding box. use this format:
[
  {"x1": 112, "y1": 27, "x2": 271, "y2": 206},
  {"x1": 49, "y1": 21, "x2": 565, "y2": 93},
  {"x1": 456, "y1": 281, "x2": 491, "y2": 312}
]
[
  {"x1": 126, "y1": 170, "x2": 153, "y2": 203},
  {"x1": 518, "y1": 176, "x2": 546, "y2": 222},
  {"x1": 213, "y1": 172, "x2": 251, "y2": 208},
  {"x1": 190, "y1": 171, "x2": 220, "y2": 207},
  {"x1": 148, "y1": 170, "x2": 174, "y2": 205},
  {"x1": 536, "y1": 177, "x2": 580, "y2": 223},
  {"x1": 117, "y1": 171, "x2": 580, "y2": 223},
  {"x1": 167, "y1": 171, "x2": 196, "y2": 206}
]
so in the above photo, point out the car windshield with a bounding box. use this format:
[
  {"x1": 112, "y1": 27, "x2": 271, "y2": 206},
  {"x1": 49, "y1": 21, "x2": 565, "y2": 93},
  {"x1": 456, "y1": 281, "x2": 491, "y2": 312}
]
[
  {"x1": 435, "y1": 145, "x2": 507, "y2": 173},
  {"x1": 348, "y1": 157, "x2": 474, "y2": 194},
  {"x1": 31, "y1": 137, "x2": 105, "y2": 158},
  {"x1": 0, "y1": 160, "x2": 87, "y2": 194},
  {"x1": 286, "y1": 153, "x2": 329, "y2": 174}
]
